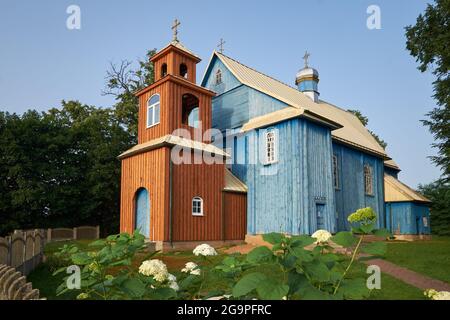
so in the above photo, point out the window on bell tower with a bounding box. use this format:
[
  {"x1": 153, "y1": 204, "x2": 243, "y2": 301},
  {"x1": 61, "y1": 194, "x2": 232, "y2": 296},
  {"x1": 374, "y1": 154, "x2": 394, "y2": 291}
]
[
  {"x1": 180, "y1": 63, "x2": 188, "y2": 78},
  {"x1": 161, "y1": 63, "x2": 167, "y2": 77},
  {"x1": 147, "y1": 94, "x2": 160, "y2": 128},
  {"x1": 182, "y1": 93, "x2": 200, "y2": 128}
]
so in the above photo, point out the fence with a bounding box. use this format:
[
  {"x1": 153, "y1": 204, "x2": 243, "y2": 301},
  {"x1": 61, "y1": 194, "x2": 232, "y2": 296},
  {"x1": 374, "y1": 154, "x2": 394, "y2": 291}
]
[
  {"x1": 46, "y1": 225, "x2": 100, "y2": 242},
  {"x1": 0, "y1": 226, "x2": 100, "y2": 276},
  {"x1": 0, "y1": 264, "x2": 41, "y2": 300},
  {"x1": 0, "y1": 229, "x2": 45, "y2": 276}
]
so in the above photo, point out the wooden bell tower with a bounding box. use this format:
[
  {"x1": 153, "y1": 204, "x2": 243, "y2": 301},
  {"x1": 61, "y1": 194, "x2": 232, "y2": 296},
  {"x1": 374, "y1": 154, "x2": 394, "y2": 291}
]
[{"x1": 134, "y1": 22, "x2": 215, "y2": 145}]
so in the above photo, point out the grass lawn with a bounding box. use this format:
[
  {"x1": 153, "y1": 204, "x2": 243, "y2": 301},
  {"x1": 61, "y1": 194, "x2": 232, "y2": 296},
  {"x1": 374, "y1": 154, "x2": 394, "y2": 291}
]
[
  {"x1": 28, "y1": 239, "x2": 425, "y2": 300},
  {"x1": 385, "y1": 237, "x2": 450, "y2": 284}
]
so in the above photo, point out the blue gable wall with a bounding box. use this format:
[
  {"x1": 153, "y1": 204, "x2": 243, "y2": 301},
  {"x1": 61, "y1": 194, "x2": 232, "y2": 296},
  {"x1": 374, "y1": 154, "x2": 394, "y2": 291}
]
[
  {"x1": 332, "y1": 142, "x2": 385, "y2": 230},
  {"x1": 385, "y1": 202, "x2": 430, "y2": 234},
  {"x1": 203, "y1": 57, "x2": 241, "y2": 95}
]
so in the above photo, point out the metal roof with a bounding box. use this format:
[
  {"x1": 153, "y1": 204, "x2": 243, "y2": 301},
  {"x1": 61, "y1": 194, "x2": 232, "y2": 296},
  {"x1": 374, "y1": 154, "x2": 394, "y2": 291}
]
[
  {"x1": 224, "y1": 169, "x2": 248, "y2": 193},
  {"x1": 211, "y1": 52, "x2": 388, "y2": 158},
  {"x1": 384, "y1": 174, "x2": 431, "y2": 203},
  {"x1": 155, "y1": 40, "x2": 201, "y2": 60},
  {"x1": 118, "y1": 134, "x2": 230, "y2": 160},
  {"x1": 384, "y1": 159, "x2": 401, "y2": 170}
]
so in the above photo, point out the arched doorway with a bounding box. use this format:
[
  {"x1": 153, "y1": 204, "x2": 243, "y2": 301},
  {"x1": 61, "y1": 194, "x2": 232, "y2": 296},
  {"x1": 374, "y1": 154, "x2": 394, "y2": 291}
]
[{"x1": 135, "y1": 188, "x2": 150, "y2": 238}]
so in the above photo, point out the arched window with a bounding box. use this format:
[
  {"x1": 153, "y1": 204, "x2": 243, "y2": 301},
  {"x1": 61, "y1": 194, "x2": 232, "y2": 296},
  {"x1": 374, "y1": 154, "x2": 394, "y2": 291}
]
[
  {"x1": 161, "y1": 63, "x2": 167, "y2": 77},
  {"x1": 180, "y1": 63, "x2": 188, "y2": 78},
  {"x1": 147, "y1": 94, "x2": 160, "y2": 128},
  {"x1": 364, "y1": 164, "x2": 373, "y2": 195},
  {"x1": 215, "y1": 69, "x2": 222, "y2": 85},
  {"x1": 182, "y1": 93, "x2": 199, "y2": 128},
  {"x1": 192, "y1": 197, "x2": 203, "y2": 216}
]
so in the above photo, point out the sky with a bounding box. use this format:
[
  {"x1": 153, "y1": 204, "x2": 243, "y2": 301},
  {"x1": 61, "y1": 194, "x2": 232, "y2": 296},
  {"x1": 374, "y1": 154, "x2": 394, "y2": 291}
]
[{"x1": 0, "y1": 0, "x2": 442, "y2": 187}]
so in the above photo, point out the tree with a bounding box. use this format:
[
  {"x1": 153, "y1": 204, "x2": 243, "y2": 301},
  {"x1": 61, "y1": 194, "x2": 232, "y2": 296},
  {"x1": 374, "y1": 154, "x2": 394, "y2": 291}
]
[
  {"x1": 347, "y1": 109, "x2": 388, "y2": 149},
  {"x1": 406, "y1": 0, "x2": 450, "y2": 181},
  {"x1": 0, "y1": 101, "x2": 133, "y2": 236},
  {"x1": 103, "y1": 49, "x2": 156, "y2": 141},
  {"x1": 418, "y1": 180, "x2": 450, "y2": 236}
]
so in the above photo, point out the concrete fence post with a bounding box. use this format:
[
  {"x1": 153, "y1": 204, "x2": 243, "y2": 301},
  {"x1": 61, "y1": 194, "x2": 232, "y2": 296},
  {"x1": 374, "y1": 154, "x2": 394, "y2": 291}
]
[
  {"x1": 73, "y1": 227, "x2": 78, "y2": 240},
  {"x1": 46, "y1": 229, "x2": 52, "y2": 242},
  {"x1": 96, "y1": 226, "x2": 100, "y2": 239}
]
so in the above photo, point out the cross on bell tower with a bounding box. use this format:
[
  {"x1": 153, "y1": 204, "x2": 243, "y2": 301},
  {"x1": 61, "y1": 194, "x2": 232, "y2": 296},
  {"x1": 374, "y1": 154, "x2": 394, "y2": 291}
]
[{"x1": 172, "y1": 19, "x2": 181, "y2": 42}]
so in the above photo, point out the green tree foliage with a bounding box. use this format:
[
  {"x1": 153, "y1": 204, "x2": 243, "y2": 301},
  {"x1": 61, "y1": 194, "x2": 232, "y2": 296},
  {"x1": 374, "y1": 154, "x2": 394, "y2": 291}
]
[
  {"x1": 347, "y1": 109, "x2": 387, "y2": 149},
  {"x1": 0, "y1": 101, "x2": 133, "y2": 236},
  {"x1": 405, "y1": 0, "x2": 450, "y2": 181},
  {"x1": 418, "y1": 180, "x2": 450, "y2": 236},
  {"x1": 103, "y1": 49, "x2": 156, "y2": 141}
]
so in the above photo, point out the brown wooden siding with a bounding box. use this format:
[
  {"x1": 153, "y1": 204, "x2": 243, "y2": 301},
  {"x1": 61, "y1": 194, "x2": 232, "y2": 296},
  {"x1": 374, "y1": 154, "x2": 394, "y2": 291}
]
[
  {"x1": 171, "y1": 153, "x2": 225, "y2": 241},
  {"x1": 223, "y1": 192, "x2": 247, "y2": 240},
  {"x1": 153, "y1": 50, "x2": 197, "y2": 83},
  {"x1": 120, "y1": 147, "x2": 170, "y2": 241},
  {"x1": 138, "y1": 81, "x2": 212, "y2": 144}
]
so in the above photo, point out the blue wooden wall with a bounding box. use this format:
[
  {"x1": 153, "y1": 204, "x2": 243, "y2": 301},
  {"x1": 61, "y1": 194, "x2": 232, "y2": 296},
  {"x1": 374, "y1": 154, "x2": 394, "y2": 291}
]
[
  {"x1": 228, "y1": 118, "x2": 336, "y2": 235},
  {"x1": 332, "y1": 142, "x2": 385, "y2": 230},
  {"x1": 385, "y1": 202, "x2": 431, "y2": 234},
  {"x1": 202, "y1": 54, "x2": 386, "y2": 235}
]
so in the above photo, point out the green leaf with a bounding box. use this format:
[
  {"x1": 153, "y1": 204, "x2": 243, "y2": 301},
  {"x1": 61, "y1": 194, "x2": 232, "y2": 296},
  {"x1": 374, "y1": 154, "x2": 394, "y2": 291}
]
[
  {"x1": 262, "y1": 233, "x2": 284, "y2": 245},
  {"x1": 331, "y1": 231, "x2": 356, "y2": 248},
  {"x1": 71, "y1": 252, "x2": 92, "y2": 265},
  {"x1": 360, "y1": 223, "x2": 375, "y2": 234},
  {"x1": 121, "y1": 278, "x2": 146, "y2": 298},
  {"x1": 52, "y1": 266, "x2": 68, "y2": 276},
  {"x1": 89, "y1": 239, "x2": 107, "y2": 247},
  {"x1": 303, "y1": 260, "x2": 331, "y2": 282},
  {"x1": 152, "y1": 287, "x2": 177, "y2": 300},
  {"x1": 337, "y1": 278, "x2": 370, "y2": 299},
  {"x1": 256, "y1": 278, "x2": 289, "y2": 300},
  {"x1": 362, "y1": 242, "x2": 387, "y2": 256},
  {"x1": 232, "y1": 272, "x2": 266, "y2": 297},
  {"x1": 246, "y1": 246, "x2": 273, "y2": 264},
  {"x1": 287, "y1": 272, "x2": 308, "y2": 294},
  {"x1": 290, "y1": 247, "x2": 313, "y2": 262},
  {"x1": 290, "y1": 235, "x2": 315, "y2": 248},
  {"x1": 372, "y1": 228, "x2": 392, "y2": 238}
]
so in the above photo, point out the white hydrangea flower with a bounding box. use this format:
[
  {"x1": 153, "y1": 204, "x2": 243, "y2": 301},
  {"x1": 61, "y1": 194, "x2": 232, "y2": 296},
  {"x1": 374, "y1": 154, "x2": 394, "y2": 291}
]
[
  {"x1": 425, "y1": 289, "x2": 450, "y2": 300},
  {"x1": 139, "y1": 259, "x2": 168, "y2": 282},
  {"x1": 169, "y1": 281, "x2": 179, "y2": 291},
  {"x1": 193, "y1": 243, "x2": 218, "y2": 256},
  {"x1": 167, "y1": 273, "x2": 177, "y2": 282},
  {"x1": 311, "y1": 229, "x2": 332, "y2": 244},
  {"x1": 181, "y1": 262, "x2": 198, "y2": 273},
  {"x1": 190, "y1": 269, "x2": 201, "y2": 276}
]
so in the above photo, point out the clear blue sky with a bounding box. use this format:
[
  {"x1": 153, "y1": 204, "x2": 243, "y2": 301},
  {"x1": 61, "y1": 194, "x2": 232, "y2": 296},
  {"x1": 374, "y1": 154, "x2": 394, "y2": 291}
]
[{"x1": 0, "y1": 0, "x2": 442, "y2": 187}]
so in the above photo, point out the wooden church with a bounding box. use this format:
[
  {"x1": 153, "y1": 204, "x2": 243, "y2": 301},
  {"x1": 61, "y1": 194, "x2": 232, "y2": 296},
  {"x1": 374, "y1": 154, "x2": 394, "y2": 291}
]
[{"x1": 119, "y1": 22, "x2": 431, "y2": 248}]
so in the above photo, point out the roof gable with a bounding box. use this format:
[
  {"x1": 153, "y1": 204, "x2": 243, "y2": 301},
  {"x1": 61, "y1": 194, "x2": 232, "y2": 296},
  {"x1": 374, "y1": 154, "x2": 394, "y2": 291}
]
[
  {"x1": 384, "y1": 174, "x2": 431, "y2": 203},
  {"x1": 204, "y1": 51, "x2": 388, "y2": 158}
]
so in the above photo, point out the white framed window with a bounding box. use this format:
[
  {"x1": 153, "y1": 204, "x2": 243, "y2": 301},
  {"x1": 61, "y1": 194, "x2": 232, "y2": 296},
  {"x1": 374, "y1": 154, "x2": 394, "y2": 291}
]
[
  {"x1": 215, "y1": 69, "x2": 222, "y2": 85},
  {"x1": 364, "y1": 164, "x2": 374, "y2": 195},
  {"x1": 192, "y1": 197, "x2": 203, "y2": 216},
  {"x1": 264, "y1": 129, "x2": 278, "y2": 164},
  {"x1": 147, "y1": 94, "x2": 160, "y2": 128},
  {"x1": 333, "y1": 155, "x2": 339, "y2": 189}
]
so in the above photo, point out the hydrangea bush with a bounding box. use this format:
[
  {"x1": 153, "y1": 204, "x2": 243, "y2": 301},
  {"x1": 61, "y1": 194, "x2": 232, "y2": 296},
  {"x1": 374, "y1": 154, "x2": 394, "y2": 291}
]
[{"x1": 54, "y1": 208, "x2": 391, "y2": 300}]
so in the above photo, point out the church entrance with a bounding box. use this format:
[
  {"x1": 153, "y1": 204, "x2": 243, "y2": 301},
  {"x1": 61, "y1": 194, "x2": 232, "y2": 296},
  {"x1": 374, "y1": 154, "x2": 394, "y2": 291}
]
[{"x1": 135, "y1": 188, "x2": 150, "y2": 238}]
